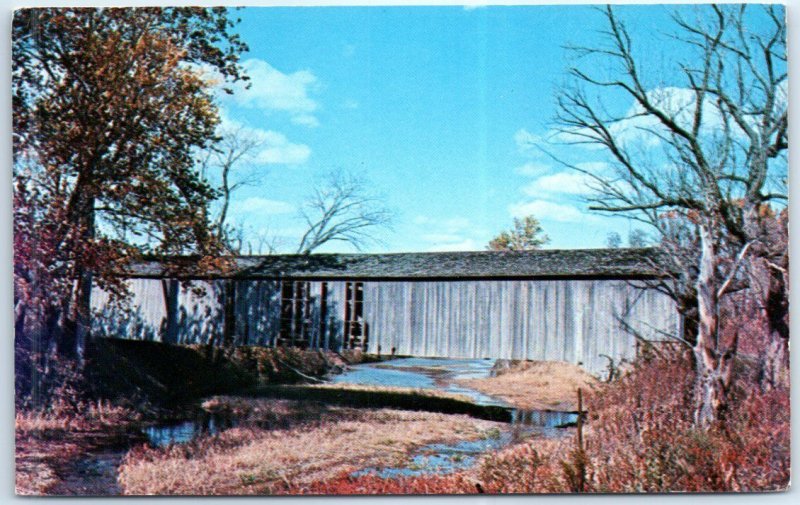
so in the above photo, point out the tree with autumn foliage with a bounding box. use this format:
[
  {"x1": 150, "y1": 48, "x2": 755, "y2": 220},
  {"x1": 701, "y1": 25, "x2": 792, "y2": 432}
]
[
  {"x1": 487, "y1": 215, "x2": 550, "y2": 252},
  {"x1": 12, "y1": 7, "x2": 248, "y2": 391}
]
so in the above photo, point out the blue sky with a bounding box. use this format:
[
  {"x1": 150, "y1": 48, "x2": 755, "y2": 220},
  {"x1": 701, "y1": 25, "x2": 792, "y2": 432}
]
[{"x1": 205, "y1": 4, "x2": 762, "y2": 254}]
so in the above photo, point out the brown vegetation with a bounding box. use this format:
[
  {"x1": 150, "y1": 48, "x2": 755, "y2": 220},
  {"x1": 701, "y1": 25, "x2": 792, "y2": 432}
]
[
  {"x1": 284, "y1": 346, "x2": 789, "y2": 495},
  {"x1": 117, "y1": 399, "x2": 504, "y2": 495},
  {"x1": 457, "y1": 360, "x2": 598, "y2": 411},
  {"x1": 15, "y1": 403, "x2": 142, "y2": 495}
]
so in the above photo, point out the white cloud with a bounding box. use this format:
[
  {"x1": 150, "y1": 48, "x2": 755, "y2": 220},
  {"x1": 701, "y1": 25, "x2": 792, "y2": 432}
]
[
  {"x1": 508, "y1": 199, "x2": 596, "y2": 223},
  {"x1": 252, "y1": 131, "x2": 311, "y2": 165},
  {"x1": 514, "y1": 128, "x2": 541, "y2": 153},
  {"x1": 514, "y1": 161, "x2": 552, "y2": 177},
  {"x1": 229, "y1": 59, "x2": 320, "y2": 127},
  {"x1": 575, "y1": 161, "x2": 609, "y2": 173},
  {"x1": 290, "y1": 114, "x2": 320, "y2": 128},
  {"x1": 413, "y1": 215, "x2": 471, "y2": 232},
  {"x1": 234, "y1": 197, "x2": 295, "y2": 215},
  {"x1": 413, "y1": 215, "x2": 482, "y2": 251},
  {"x1": 552, "y1": 86, "x2": 749, "y2": 150},
  {"x1": 421, "y1": 233, "x2": 465, "y2": 243},
  {"x1": 218, "y1": 113, "x2": 311, "y2": 166},
  {"x1": 522, "y1": 171, "x2": 594, "y2": 197}
]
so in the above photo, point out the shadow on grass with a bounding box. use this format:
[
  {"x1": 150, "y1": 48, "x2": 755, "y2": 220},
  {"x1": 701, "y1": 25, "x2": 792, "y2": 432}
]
[{"x1": 245, "y1": 385, "x2": 517, "y2": 423}]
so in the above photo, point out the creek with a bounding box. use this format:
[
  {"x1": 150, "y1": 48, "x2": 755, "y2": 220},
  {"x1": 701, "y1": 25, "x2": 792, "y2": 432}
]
[{"x1": 54, "y1": 357, "x2": 578, "y2": 494}]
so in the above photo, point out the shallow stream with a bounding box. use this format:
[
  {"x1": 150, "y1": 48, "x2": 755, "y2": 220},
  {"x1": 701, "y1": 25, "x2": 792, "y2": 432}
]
[
  {"x1": 54, "y1": 357, "x2": 577, "y2": 494},
  {"x1": 142, "y1": 357, "x2": 578, "y2": 478}
]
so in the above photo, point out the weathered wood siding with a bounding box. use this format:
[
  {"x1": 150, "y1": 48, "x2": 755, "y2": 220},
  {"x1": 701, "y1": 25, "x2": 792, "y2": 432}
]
[
  {"x1": 92, "y1": 277, "x2": 678, "y2": 375},
  {"x1": 362, "y1": 280, "x2": 677, "y2": 374}
]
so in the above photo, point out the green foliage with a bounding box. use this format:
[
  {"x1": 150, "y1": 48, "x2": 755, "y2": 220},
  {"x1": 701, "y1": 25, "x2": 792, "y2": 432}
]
[{"x1": 487, "y1": 215, "x2": 549, "y2": 251}]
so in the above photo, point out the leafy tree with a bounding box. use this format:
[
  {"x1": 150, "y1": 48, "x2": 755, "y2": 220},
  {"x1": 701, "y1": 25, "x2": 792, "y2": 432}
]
[
  {"x1": 554, "y1": 5, "x2": 786, "y2": 426},
  {"x1": 487, "y1": 216, "x2": 549, "y2": 251},
  {"x1": 13, "y1": 7, "x2": 248, "y2": 369}
]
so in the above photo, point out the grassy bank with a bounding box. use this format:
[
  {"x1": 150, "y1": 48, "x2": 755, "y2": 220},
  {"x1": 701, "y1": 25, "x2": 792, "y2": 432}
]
[
  {"x1": 15, "y1": 403, "x2": 145, "y2": 495},
  {"x1": 246, "y1": 383, "x2": 513, "y2": 422},
  {"x1": 16, "y1": 338, "x2": 353, "y2": 495},
  {"x1": 456, "y1": 360, "x2": 598, "y2": 411},
  {"x1": 117, "y1": 397, "x2": 505, "y2": 495}
]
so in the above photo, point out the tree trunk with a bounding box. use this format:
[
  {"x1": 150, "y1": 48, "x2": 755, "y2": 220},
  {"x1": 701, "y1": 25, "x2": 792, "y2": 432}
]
[
  {"x1": 59, "y1": 197, "x2": 96, "y2": 361},
  {"x1": 762, "y1": 332, "x2": 789, "y2": 390},
  {"x1": 222, "y1": 279, "x2": 236, "y2": 348},
  {"x1": 761, "y1": 260, "x2": 789, "y2": 390},
  {"x1": 693, "y1": 222, "x2": 729, "y2": 428},
  {"x1": 161, "y1": 279, "x2": 180, "y2": 344}
]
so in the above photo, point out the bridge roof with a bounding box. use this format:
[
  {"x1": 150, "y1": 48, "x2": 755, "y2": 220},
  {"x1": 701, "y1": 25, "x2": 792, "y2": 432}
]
[{"x1": 125, "y1": 247, "x2": 668, "y2": 281}]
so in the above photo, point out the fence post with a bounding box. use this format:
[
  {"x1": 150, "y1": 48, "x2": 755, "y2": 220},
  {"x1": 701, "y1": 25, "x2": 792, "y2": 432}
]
[{"x1": 576, "y1": 387, "x2": 586, "y2": 492}]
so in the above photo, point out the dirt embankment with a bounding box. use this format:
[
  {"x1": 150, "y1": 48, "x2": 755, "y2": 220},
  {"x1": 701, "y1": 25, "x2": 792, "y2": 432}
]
[
  {"x1": 457, "y1": 360, "x2": 598, "y2": 411},
  {"x1": 84, "y1": 338, "x2": 354, "y2": 410}
]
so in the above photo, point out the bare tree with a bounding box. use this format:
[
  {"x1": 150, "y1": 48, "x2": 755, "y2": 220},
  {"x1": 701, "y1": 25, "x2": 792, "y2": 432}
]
[
  {"x1": 297, "y1": 170, "x2": 393, "y2": 254},
  {"x1": 198, "y1": 125, "x2": 267, "y2": 250},
  {"x1": 554, "y1": 5, "x2": 786, "y2": 427}
]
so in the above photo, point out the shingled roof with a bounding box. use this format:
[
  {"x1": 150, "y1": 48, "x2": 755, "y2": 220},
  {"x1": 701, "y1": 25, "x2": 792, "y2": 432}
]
[{"x1": 126, "y1": 247, "x2": 668, "y2": 280}]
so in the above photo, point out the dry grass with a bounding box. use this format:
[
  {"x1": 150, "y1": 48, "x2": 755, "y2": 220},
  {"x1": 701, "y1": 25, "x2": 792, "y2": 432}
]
[
  {"x1": 15, "y1": 404, "x2": 141, "y2": 495},
  {"x1": 457, "y1": 360, "x2": 598, "y2": 411},
  {"x1": 118, "y1": 397, "x2": 505, "y2": 495}
]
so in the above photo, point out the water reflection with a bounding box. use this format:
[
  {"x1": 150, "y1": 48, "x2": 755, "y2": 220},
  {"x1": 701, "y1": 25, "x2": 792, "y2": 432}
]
[
  {"x1": 331, "y1": 357, "x2": 507, "y2": 407},
  {"x1": 144, "y1": 357, "x2": 579, "y2": 451},
  {"x1": 143, "y1": 412, "x2": 236, "y2": 447}
]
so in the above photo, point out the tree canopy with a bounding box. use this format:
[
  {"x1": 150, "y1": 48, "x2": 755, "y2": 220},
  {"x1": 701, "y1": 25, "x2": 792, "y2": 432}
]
[
  {"x1": 13, "y1": 7, "x2": 248, "y2": 361},
  {"x1": 487, "y1": 215, "x2": 550, "y2": 252}
]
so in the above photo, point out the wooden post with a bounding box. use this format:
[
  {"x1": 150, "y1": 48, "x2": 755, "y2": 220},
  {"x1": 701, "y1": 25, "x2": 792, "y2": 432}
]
[
  {"x1": 576, "y1": 387, "x2": 586, "y2": 493},
  {"x1": 577, "y1": 387, "x2": 584, "y2": 451}
]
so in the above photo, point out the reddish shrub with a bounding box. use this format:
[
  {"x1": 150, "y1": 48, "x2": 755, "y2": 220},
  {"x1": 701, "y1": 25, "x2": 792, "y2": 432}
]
[{"x1": 280, "y1": 471, "x2": 476, "y2": 495}]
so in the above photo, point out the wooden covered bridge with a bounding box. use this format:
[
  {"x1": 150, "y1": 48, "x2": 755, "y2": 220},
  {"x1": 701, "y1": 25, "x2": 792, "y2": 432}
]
[{"x1": 91, "y1": 248, "x2": 679, "y2": 375}]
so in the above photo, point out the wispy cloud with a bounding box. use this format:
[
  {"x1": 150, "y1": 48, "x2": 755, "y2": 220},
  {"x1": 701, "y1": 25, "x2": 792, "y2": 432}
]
[
  {"x1": 342, "y1": 99, "x2": 360, "y2": 110},
  {"x1": 413, "y1": 215, "x2": 483, "y2": 251},
  {"x1": 522, "y1": 171, "x2": 593, "y2": 197},
  {"x1": 233, "y1": 197, "x2": 295, "y2": 216},
  {"x1": 551, "y1": 86, "x2": 772, "y2": 151},
  {"x1": 427, "y1": 238, "x2": 480, "y2": 252},
  {"x1": 514, "y1": 161, "x2": 552, "y2": 177},
  {"x1": 513, "y1": 128, "x2": 541, "y2": 153},
  {"x1": 218, "y1": 113, "x2": 311, "y2": 166},
  {"x1": 228, "y1": 58, "x2": 321, "y2": 127},
  {"x1": 252, "y1": 131, "x2": 311, "y2": 165},
  {"x1": 508, "y1": 199, "x2": 596, "y2": 223}
]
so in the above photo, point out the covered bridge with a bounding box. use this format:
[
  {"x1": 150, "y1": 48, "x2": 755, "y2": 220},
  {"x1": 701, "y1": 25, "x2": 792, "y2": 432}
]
[{"x1": 91, "y1": 248, "x2": 680, "y2": 375}]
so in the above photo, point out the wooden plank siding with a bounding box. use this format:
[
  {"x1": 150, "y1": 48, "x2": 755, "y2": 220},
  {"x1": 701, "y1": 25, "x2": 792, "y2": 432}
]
[{"x1": 91, "y1": 277, "x2": 678, "y2": 375}]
